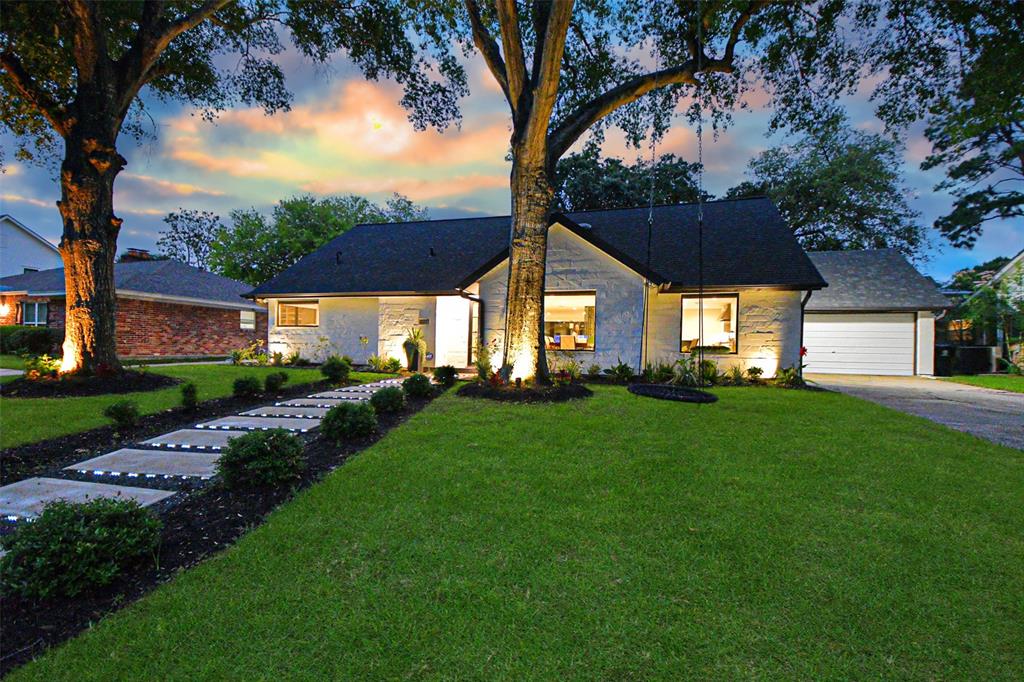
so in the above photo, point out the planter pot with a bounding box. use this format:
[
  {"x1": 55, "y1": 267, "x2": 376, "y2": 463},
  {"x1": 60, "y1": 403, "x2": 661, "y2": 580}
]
[{"x1": 404, "y1": 346, "x2": 420, "y2": 372}]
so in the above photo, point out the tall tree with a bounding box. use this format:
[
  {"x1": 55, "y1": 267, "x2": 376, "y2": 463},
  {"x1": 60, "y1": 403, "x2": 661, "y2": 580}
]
[
  {"x1": 0, "y1": 0, "x2": 464, "y2": 374},
  {"x1": 554, "y1": 149, "x2": 709, "y2": 212},
  {"x1": 209, "y1": 193, "x2": 428, "y2": 286},
  {"x1": 725, "y1": 122, "x2": 927, "y2": 258},
  {"x1": 157, "y1": 209, "x2": 222, "y2": 269}
]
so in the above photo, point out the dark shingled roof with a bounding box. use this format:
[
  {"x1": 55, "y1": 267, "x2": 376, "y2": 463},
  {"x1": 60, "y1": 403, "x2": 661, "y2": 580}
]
[
  {"x1": 0, "y1": 259, "x2": 262, "y2": 310},
  {"x1": 249, "y1": 197, "x2": 827, "y2": 297},
  {"x1": 806, "y1": 250, "x2": 949, "y2": 311}
]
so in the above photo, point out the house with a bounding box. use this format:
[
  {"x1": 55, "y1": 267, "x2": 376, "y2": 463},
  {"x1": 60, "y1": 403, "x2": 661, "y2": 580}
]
[
  {"x1": 0, "y1": 214, "x2": 63, "y2": 277},
  {"x1": 985, "y1": 248, "x2": 1023, "y2": 302},
  {"x1": 803, "y1": 250, "x2": 949, "y2": 376},
  {"x1": 0, "y1": 258, "x2": 267, "y2": 359},
  {"x1": 248, "y1": 197, "x2": 826, "y2": 377}
]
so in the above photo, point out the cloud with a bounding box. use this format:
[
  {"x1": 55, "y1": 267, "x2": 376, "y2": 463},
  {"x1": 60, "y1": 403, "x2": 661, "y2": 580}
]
[
  {"x1": 1, "y1": 193, "x2": 50, "y2": 208},
  {"x1": 301, "y1": 173, "x2": 508, "y2": 202},
  {"x1": 119, "y1": 173, "x2": 226, "y2": 198}
]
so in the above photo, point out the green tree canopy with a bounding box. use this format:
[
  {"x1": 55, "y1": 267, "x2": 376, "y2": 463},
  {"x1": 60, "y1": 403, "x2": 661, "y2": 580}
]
[
  {"x1": 726, "y1": 122, "x2": 927, "y2": 258},
  {"x1": 156, "y1": 209, "x2": 223, "y2": 270},
  {"x1": 210, "y1": 193, "x2": 427, "y2": 286}
]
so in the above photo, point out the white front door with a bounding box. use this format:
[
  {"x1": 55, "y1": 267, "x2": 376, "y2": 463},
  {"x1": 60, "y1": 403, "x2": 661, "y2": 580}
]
[{"x1": 804, "y1": 312, "x2": 916, "y2": 376}]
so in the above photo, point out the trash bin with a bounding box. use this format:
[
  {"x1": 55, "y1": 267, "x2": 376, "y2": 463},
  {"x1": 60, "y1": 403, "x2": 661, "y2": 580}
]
[
  {"x1": 934, "y1": 343, "x2": 955, "y2": 377},
  {"x1": 954, "y1": 346, "x2": 992, "y2": 375}
]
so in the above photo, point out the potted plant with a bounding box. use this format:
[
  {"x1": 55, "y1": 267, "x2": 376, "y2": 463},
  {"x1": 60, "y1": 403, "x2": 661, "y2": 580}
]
[{"x1": 403, "y1": 327, "x2": 427, "y2": 371}]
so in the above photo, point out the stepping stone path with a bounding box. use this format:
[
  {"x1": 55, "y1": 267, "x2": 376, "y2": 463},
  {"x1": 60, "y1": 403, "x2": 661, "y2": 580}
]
[{"x1": 0, "y1": 379, "x2": 402, "y2": 523}]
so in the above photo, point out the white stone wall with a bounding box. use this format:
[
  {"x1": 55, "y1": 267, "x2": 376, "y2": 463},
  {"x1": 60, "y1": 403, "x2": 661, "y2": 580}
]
[
  {"x1": 377, "y1": 296, "x2": 436, "y2": 368},
  {"x1": 646, "y1": 288, "x2": 804, "y2": 377},
  {"x1": 0, "y1": 217, "x2": 63, "y2": 278},
  {"x1": 478, "y1": 224, "x2": 647, "y2": 370},
  {"x1": 266, "y1": 297, "x2": 379, "y2": 363}
]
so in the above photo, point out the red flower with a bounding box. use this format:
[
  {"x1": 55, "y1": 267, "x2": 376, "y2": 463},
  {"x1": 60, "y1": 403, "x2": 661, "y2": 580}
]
[{"x1": 799, "y1": 346, "x2": 808, "y2": 357}]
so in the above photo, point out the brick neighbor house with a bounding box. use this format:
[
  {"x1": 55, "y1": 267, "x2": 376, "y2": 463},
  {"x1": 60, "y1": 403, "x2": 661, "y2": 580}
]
[{"x1": 0, "y1": 256, "x2": 267, "y2": 359}]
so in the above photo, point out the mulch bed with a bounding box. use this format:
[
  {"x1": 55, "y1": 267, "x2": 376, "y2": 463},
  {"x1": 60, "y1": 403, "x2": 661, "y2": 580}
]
[
  {"x1": 0, "y1": 370, "x2": 179, "y2": 399},
  {"x1": 457, "y1": 381, "x2": 592, "y2": 403},
  {"x1": 0, "y1": 389, "x2": 439, "y2": 676},
  {"x1": 0, "y1": 378, "x2": 343, "y2": 486},
  {"x1": 627, "y1": 383, "x2": 718, "y2": 403}
]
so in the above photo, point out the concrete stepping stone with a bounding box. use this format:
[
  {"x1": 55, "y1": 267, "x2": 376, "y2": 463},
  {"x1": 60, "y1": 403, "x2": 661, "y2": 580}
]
[
  {"x1": 66, "y1": 449, "x2": 219, "y2": 480},
  {"x1": 0, "y1": 477, "x2": 176, "y2": 521},
  {"x1": 143, "y1": 429, "x2": 245, "y2": 450},
  {"x1": 277, "y1": 397, "x2": 364, "y2": 408},
  {"x1": 314, "y1": 388, "x2": 382, "y2": 398},
  {"x1": 241, "y1": 406, "x2": 329, "y2": 418},
  {"x1": 195, "y1": 415, "x2": 320, "y2": 432}
]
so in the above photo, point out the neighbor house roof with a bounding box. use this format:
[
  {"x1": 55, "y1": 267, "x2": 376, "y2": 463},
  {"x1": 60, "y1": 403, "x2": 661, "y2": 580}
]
[
  {"x1": 0, "y1": 214, "x2": 60, "y2": 254},
  {"x1": 805, "y1": 249, "x2": 949, "y2": 312},
  {"x1": 0, "y1": 259, "x2": 264, "y2": 311},
  {"x1": 248, "y1": 197, "x2": 827, "y2": 298}
]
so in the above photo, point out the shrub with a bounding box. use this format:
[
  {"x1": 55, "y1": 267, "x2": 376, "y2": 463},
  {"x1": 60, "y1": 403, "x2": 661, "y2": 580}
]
[
  {"x1": 474, "y1": 339, "x2": 497, "y2": 381},
  {"x1": 217, "y1": 429, "x2": 305, "y2": 489},
  {"x1": 586, "y1": 363, "x2": 602, "y2": 378},
  {"x1": 264, "y1": 371, "x2": 289, "y2": 393},
  {"x1": 603, "y1": 358, "x2": 633, "y2": 383},
  {"x1": 774, "y1": 365, "x2": 806, "y2": 388},
  {"x1": 321, "y1": 402, "x2": 377, "y2": 442},
  {"x1": 745, "y1": 365, "x2": 764, "y2": 381},
  {"x1": 24, "y1": 353, "x2": 60, "y2": 379},
  {"x1": 433, "y1": 364, "x2": 458, "y2": 388},
  {"x1": 721, "y1": 364, "x2": 747, "y2": 386},
  {"x1": 321, "y1": 354, "x2": 352, "y2": 383},
  {"x1": 103, "y1": 400, "x2": 140, "y2": 430},
  {"x1": 230, "y1": 339, "x2": 267, "y2": 365},
  {"x1": 1, "y1": 325, "x2": 62, "y2": 355},
  {"x1": 181, "y1": 382, "x2": 198, "y2": 410},
  {"x1": 0, "y1": 498, "x2": 161, "y2": 599},
  {"x1": 270, "y1": 351, "x2": 285, "y2": 366},
  {"x1": 233, "y1": 376, "x2": 262, "y2": 398},
  {"x1": 642, "y1": 360, "x2": 675, "y2": 384},
  {"x1": 370, "y1": 354, "x2": 403, "y2": 373},
  {"x1": 699, "y1": 359, "x2": 719, "y2": 386},
  {"x1": 383, "y1": 356, "x2": 402, "y2": 373},
  {"x1": 403, "y1": 372, "x2": 433, "y2": 398},
  {"x1": 370, "y1": 386, "x2": 405, "y2": 413}
]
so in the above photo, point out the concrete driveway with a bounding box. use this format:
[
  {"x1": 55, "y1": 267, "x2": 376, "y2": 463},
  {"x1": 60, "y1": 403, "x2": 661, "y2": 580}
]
[{"x1": 807, "y1": 374, "x2": 1024, "y2": 450}]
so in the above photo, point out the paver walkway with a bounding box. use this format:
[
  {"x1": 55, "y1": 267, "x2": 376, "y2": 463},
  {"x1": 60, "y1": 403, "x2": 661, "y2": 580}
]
[{"x1": 0, "y1": 379, "x2": 402, "y2": 521}]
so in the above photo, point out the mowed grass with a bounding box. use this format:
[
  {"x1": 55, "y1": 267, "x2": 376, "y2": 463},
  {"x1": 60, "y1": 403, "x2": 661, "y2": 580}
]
[
  {"x1": 0, "y1": 365, "x2": 390, "y2": 449},
  {"x1": 12, "y1": 386, "x2": 1023, "y2": 680},
  {"x1": 0, "y1": 353, "x2": 25, "y2": 370},
  {"x1": 943, "y1": 374, "x2": 1024, "y2": 393}
]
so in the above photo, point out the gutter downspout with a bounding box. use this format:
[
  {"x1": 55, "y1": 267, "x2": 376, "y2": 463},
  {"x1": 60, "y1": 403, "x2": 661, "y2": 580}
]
[{"x1": 799, "y1": 290, "x2": 813, "y2": 379}]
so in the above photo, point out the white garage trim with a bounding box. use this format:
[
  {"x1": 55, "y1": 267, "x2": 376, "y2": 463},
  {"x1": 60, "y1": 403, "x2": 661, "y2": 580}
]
[{"x1": 804, "y1": 312, "x2": 917, "y2": 376}]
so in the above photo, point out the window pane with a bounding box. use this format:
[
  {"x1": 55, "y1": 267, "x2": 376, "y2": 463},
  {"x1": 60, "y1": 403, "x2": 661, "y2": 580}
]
[
  {"x1": 22, "y1": 303, "x2": 36, "y2": 325},
  {"x1": 681, "y1": 296, "x2": 737, "y2": 353},
  {"x1": 240, "y1": 310, "x2": 256, "y2": 330},
  {"x1": 278, "y1": 301, "x2": 317, "y2": 326},
  {"x1": 543, "y1": 293, "x2": 596, "y2": 351}
]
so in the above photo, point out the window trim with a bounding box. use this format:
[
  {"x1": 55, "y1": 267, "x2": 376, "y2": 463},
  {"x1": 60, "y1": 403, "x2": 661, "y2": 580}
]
[
  {"x1": 680, "y1": 293, "x2": 739, "y2": 355},
  {"x1": 240, "y1": 310, "x2": 257, "y2": 330},
  {"x1": 276, "y1": 299, "x2": 319, "y2": 328},
  {"x1": 544, "y1": 290, "x2": 597, "y2": 353},
  {"x1": 21, "y1": 301, "x2": 47, "y2": 327}
]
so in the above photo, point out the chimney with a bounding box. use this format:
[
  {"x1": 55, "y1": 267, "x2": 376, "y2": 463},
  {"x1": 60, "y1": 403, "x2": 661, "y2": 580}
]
[{"x1": 121, "y1": 248, "x2": 153, "y2": 262}]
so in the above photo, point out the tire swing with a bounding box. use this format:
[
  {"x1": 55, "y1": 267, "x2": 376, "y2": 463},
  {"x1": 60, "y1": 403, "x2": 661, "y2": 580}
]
[{"x1": 629, "y1": 12, "x2": 717, "y2": 406}]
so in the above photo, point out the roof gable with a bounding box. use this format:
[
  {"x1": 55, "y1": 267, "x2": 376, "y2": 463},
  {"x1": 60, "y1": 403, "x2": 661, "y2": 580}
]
[
  {"x1": 806, "y1": 250, "x2": 949, "y2": 311},
  {"x1": 1, "y1": 215, "x2": 60, "y2": 254}
]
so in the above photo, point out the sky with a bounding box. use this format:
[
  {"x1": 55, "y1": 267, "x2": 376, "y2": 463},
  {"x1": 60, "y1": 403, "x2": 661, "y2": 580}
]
[{"x1": 1, "y1": 45, "x2": 1021, "y2": 284}]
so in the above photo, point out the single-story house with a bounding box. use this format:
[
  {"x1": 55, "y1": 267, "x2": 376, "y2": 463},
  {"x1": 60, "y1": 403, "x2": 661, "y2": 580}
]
[
  {"x1": 803, "y1": 250, "x2": 949, "y2": 376},
  {"x1": 0, "y1": 258, "x2": 267, "y2": 358},
  {"x1": 249, "y1": 197, "x2": 827, "y2": 377},
  {"x1": 0, "y1": 214, "x2": 64, "y2": 277}
]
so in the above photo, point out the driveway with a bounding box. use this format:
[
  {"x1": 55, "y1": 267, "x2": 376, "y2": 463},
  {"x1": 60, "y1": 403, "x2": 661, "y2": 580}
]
[{"x1": 807, "y1": 374, "x2": 1024, "y2": 450}]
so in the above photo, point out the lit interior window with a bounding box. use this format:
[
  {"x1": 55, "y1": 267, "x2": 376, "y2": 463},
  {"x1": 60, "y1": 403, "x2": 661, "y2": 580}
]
[
  {"x1": 681, "y1": 295, "x2": 738, "y2": 354},
  {"x1": 544, "y1": 292, "x2": 596, "y2": 351},
  {"x1": 277, "y1": 301, "x2": 318, "y2": 327}
]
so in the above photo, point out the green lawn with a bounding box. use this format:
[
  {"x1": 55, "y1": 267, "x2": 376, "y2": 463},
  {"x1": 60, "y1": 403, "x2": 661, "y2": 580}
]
[
  {"x1": 12, "y1": 386, "x2": 1022, "y2": 680},
  {"x1": 0, "y1": 366, "x2": 390, "y2": 449},
  {"x1": 943, "y1": 374, "x2": 1024, "y2": 393},
  {"x1": 0, "y1": 354, "x2": 25, "y2": 370}
]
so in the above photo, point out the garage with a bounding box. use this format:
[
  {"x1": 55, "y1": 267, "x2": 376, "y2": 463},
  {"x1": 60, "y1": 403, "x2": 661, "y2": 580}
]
[
  {"x1": 804, "y1": 312, "x2": 916, "y2": 375},
  {"x1": 804, "y1": 250, "x2": 950, "y2": 376}
]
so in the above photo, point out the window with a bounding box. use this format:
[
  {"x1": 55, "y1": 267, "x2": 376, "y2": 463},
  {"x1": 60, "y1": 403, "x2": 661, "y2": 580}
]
[
  {"x1": 240, "y1": 310, "x2": 256, "y2": 330},
  {"x1": 277, "y1": 300, "x2": 318, "y2": 327},
  {"x1": 544, "y1": 292, "x2": 596, "y2": 351},
  {"x1": 22, "y1": 301, "x2": 47, "y2": 327},
  {"x1": 681, "y1": 294, "x2": 738, "y2": 354},
  {"x1": 22, "y1": 267, "x2": 38, "y2": 273}
]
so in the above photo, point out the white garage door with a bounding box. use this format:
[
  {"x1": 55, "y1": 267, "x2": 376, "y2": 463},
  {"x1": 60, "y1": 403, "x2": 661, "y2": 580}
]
[{"x1": 804, "y1": 313, "x2": 916, "y2": 376}]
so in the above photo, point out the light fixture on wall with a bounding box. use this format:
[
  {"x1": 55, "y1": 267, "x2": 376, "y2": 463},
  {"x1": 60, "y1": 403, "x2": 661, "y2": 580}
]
[{"x1": 0, "y1": 302, "x2": 9, "y2": 317}]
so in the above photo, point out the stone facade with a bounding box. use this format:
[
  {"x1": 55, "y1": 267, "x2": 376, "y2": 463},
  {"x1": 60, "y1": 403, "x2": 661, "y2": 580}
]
[
  {"x1": 266, "y1": 297, "x2": 379, "y2": 364},
  {"x1": 377, "y1": 296, "x2": 435, "y2": 367}
]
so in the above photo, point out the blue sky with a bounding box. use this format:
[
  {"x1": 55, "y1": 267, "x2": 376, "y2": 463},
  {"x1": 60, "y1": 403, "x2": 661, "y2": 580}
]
[{"x1": 1, "y1": 48, "x2": 1020, "y2": 284}]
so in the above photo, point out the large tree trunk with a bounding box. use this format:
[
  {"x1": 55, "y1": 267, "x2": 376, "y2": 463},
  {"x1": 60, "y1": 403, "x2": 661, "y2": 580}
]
[
  {"x1": 56, "y1": 131, "x2": 125, "y2": 374},
  {"x1": 503, "y1": 156, "x2": 554, "y2": 382}
]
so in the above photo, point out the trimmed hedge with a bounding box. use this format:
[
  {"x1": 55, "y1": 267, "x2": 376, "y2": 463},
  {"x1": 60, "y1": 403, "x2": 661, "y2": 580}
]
[
  {"x1": 370, "y1": 386, "x2": 405, "y2": 413},
  {"x1": 1, "y1": 325, "x2": 62, "y2": 355},
  {"x1": 321, "y1": 402, "x2": 377, "y2": 442},
  {"x1": 402, "y1": 373, "x2": 433, "y2": 398},
  {"x1": 216, "y1": 429, "x2": 305, "y2": 489}
]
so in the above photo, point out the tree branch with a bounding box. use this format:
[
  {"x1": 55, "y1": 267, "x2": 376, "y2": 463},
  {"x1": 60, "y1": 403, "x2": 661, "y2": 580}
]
[
  {"x1": 495, "y1": 0, "x2": 528, "y2": 112},
  {"x1": 723, "y1": 1, "x2": 766, "y2": 63},
  {"x1": 525, "y1": 0, "x2": 573, "y2": 152},
  {"x1": 465, "y1": 0, "x2": 511, "y2": 106},
  {"x1": 142, "y1": 0, "x2": 232, "y2": 73},
  {"x1": 63, "y1": 0, "x2": 103, "y2": 85},
  {"x1": 0, "y1": 51, "x2": 70, "y2": 135}
]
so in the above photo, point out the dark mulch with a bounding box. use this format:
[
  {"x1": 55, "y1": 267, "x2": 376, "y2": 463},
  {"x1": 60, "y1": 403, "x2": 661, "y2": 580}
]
[
  {"x1": 0, "y1": 379, "x2": 342, "y2": 486},
  {"x1": 0, "y1": 391, "x2": 438, "y2": 676},
  {"x1": 457, "y1": 381, "x2": 592, "y2": 403},
  {"x1": 0, "y1": 370, "x2": 179, "y2": 399},
  {"x1": 627, "y1": 383, "x2": 718, "y2": 403}
]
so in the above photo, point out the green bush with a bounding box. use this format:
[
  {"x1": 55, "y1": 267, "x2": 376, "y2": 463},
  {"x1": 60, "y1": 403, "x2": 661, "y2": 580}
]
[
  {"x1": 1, "y1": 325, "x2": 62, "y2": 355},
  {"x1": 383, "y1": 356, "x2": 402, "y2": 373},
  {"x1": 370, "y1": 386, "x2": 405, "y2": 413},
  {"x1": 603, "y1": 359, "x2": 633, "y2": 383},
  {"x1": 586, "y1": 363, "x2": 602, "y2": 378},
  {"x1": 321, "y1": 402, "x2": 378, "y2": 443},
  {"x1": 721, "y1": 364, "x2": 747, "y2": 386},
  {"x1": 217, "y1": 429, "x2": 305, "y2": 489},
  {"x1": 264, "y1": 371, "x2": 289, "y2": 393},
  {"x1": 403, "y1": 372, "x2": 433, "y2": 398},
  {"x1": 433, "y1": 365, "x2": 458, "y2": 388},
  {"x1": 232, "y1": 376, "x2": 262, "y2": 398},
  {"x1": 181, "y1": 382, "x2": 198, "y2": 410},
  {"x1": 0, "y1": 498, "x2": 162, "y2": 599},
  {"x1": 321, "y1": 355, "x2": 352, "y2": 383},
  {"x1": 24, "y1": 353, "x2": 60, "y2": 379},
  {"x1": 103, "y1": 400, "x2": 140, "y2": 430},
  {"x1": 774, "y1": 365, "x2": 806, "y2": 389},
  {"x1": 745, "y1": 365, "x2": 764, "y2": 381}
]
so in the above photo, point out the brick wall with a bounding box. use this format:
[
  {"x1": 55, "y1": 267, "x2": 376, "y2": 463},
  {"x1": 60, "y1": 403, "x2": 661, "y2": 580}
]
[
  {"x1": 0, "y1": 294, "x2": 22, "y2": 325},
  {"x1": 0, "y1": 294, "x2": 57, "y2": 326}
]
